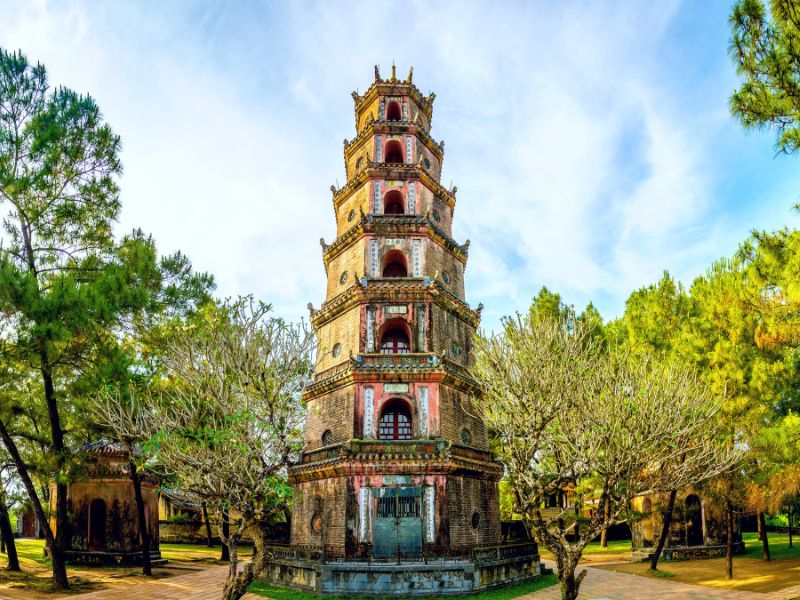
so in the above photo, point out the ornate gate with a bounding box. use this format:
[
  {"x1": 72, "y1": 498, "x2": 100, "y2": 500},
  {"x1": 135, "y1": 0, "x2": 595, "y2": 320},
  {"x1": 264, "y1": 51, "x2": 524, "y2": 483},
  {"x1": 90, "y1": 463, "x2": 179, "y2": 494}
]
[{"x1": 373, "y1": 487, "x2": 422, "y2": 558}]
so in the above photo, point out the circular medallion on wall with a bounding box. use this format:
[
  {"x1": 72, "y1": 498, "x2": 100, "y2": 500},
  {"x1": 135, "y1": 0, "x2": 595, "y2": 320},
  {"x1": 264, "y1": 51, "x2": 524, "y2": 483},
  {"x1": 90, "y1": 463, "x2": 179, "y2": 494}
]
[
  {"x1": 311, "y1": 512, "x2": 323, "y2": 534},
  {"x1": 322, "y1": 429, "x2": 333, "y2": 446},
  {"x1": 332, "y1": 343, "x2": 342, "y2": 358},
  {"x1": 356, "y1": 157, "x2": 363, "y2": 170},
  {"x1": 339, "y1": 271, "x2": 349, "y2": 285},
  {"x1": 471, "y1": 512, "x2": 481, "y2": 529},
  {"x1": 432, "y1": 209, "x2": 441, "y2": 222},
  {"x1": 442, "y1": 271, "x2": 450, "y2": 284},
  {"x1": 348, "y1": 209, "x2": 357, "y2": 222},
  {"x1": 461, "y1": 428, "x2": 471, "y2": 445},
  {"x1": 423, "y1": 157, "x2": 432, "y2": 170}
]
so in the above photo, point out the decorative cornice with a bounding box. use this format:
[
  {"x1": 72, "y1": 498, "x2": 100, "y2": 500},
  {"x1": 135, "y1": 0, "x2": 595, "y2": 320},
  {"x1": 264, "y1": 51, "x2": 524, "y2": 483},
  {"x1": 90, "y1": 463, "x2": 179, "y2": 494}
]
[
  {"x1": 344, "y1": 121, "x2": 444, "y2": 163},
  {"x1": 302, "y1": 354, "x2": 480, "y2": 401},
  {"x1": 310, "y1": 278, "x2": 480, "y2": 330},
  {"x1": 331, "y1": 164, "x2": 456, "y2": 210},
  {"x1": 288, "y1": 439, "x2": 502, "y2": 483},
  {"x1": 352, "y1": 76, "x2": 435, "y2": 125},
  {"x1": 323, "y1": 214, "x2": 468, "y2": 267}
]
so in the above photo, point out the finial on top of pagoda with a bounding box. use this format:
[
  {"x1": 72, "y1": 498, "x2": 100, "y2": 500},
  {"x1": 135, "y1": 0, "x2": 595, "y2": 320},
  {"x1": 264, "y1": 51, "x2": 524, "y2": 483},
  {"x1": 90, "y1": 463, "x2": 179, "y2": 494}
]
[
  {"x1": 374, "y1": 65, "x2": 380, "y2": 81},
  {"x1": 407, "y1": 66, "x2": 414, "y2": 83},
  {"x1": 391, "y1": 62, "x2": 397, "y2": 81}
]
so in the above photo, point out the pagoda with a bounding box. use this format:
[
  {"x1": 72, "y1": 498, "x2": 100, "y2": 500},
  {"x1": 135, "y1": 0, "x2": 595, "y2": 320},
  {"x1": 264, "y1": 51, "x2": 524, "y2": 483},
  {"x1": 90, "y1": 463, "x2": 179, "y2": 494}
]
[{"x1": 267, "y1": 66, "x2": 542, "y2": 596}]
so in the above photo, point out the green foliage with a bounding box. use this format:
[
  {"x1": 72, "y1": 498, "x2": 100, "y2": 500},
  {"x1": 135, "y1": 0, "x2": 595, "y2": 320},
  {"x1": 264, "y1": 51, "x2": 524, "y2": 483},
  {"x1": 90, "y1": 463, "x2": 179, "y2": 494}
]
[{"x1": 729, "y1": 0, "x2": 800, "y2": 153}]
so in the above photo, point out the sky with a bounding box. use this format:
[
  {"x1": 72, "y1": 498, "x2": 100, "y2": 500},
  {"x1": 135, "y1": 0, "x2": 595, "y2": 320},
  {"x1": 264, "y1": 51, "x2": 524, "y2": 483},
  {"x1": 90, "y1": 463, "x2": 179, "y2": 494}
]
[{"x1": 2, "y1": 0, "x2": 799, "y2": 331}]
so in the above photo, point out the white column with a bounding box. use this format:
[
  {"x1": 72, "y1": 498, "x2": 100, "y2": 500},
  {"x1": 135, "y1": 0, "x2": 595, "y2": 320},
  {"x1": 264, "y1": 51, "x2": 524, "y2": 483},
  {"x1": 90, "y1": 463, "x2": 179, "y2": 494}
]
[
  {"x1": 369, "y1": 239, "x2": 379, "y2": 277},
  {"x1": 359, "y1": 487, "x2": 372, "y2": 542},
  {"x1": 412, "y1": 239, "x2": 421, "y2": 276},
  {"x1": 363, "y1": 387, "x2": 375, "y2": 439},
  {"x1": 416, "y1": 386, "x2": 429, "y2": 437},
  {"x1": 423, "y1": 486, "x2": 435, "y2": 543},
  {"x1": 373, "y1": 180, "x2": 381, "y2": 213}
]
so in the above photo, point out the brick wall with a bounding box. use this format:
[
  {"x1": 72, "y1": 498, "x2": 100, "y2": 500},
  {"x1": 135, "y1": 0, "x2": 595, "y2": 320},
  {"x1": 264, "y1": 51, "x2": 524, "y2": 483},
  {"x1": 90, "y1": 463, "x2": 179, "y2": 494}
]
[
  {"x1": 446, "y1": 476, "x2": 501, "y2": 549},
  {"x1": 439, "y1": 385, "x2": 488, "y2": 449},
  {"x1": 291, "y1": 477, "x2": 348, "y2": 550},
  {"x1": 305, "y1": 386, "x2": 355, "y2": 450},
  {"x1": 316, "y1": 306, "x2": 360, "y2": 372},
  {"x1": 431, "y1": 305, "x2": 474, "y2": 366}
]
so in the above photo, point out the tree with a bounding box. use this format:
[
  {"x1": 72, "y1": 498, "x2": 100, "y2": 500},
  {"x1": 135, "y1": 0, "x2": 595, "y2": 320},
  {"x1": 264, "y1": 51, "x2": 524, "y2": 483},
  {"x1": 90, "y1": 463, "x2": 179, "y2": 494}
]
[
  {"x1": 729, "y1": 0, "x2": 800, "y2": 154},
  {"x1": 472, "y1": 313, "x2": 737, "y2": 600},
  {"x1": 116, "y1": 298, "x2": 314, "y2": 600},
  {"x1": 0, "y1": 461, "x2": 20, "y2": 571},
  {"x1": 0, "y1": 48, "x2": 213, "y2": 590}
]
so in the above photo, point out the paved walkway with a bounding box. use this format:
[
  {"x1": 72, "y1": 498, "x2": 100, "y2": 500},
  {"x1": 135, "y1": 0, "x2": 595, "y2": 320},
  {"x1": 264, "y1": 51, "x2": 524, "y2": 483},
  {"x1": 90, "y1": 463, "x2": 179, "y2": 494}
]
[
  {"x1": 5, "y1": 560, "x2": 798, "y2": 600},
  {"x1": 522, "y1": 561, "x2": 800, "y2": 600}
]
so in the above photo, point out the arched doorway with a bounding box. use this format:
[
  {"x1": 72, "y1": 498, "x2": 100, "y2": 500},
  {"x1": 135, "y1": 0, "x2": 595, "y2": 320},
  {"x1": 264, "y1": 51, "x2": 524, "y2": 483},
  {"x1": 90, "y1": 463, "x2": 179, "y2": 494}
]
[
  {"x1": 383, "y1": 190, "x2": 404, "y2": 214},
  {"x1": 379, "y1": 320, "x2": 411, "y2": 354},
  {"x1": 384, "y1": 140, "x2": 404, "y2": 164},
  {"x1": 382, "y1": 250, "x2": 407, "y2": 278},
  {"x1": 89, "y1": 499, "x2": 107, "y2": 551},
  {"x1": 378, "y1": 399, "x2": 413, "y2": 440},
  {"x1": 685, "y1": 494, "x2": 703, "y2": 546},
  {"x1": 386, "y1": 102, "x2": 402, "y2": 121},
  {"x1": 642, "y1": 497, "x2": 654, "y2": 547}
]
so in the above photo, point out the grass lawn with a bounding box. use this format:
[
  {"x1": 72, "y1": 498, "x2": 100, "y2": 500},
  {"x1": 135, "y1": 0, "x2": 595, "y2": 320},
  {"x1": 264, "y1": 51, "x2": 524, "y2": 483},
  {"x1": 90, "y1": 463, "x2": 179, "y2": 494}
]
[
  {"x1": 538, "y1": 537, "x2": 632, "y2": 564},
  {"x1": 248, "y1": 573, "x2": 559, "y2": 599},
  {"x1": 595, "y1": 531, "x2": 800, "y2": 594}
]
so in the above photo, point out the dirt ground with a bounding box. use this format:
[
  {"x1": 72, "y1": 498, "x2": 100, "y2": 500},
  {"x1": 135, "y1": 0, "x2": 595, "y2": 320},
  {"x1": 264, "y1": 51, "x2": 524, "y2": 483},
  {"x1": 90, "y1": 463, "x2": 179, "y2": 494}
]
[{"x1": 0, "y1": 540, "x2": 248, "y2": 599}]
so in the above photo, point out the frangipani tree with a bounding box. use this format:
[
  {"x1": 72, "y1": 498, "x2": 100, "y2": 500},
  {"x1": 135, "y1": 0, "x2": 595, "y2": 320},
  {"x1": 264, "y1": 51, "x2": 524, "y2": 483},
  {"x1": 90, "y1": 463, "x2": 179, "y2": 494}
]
[
  {"x1": 472, "y1": 313, "x2": 738, "y2": 600},
  {"x1": 98, "y1": 297, "x2": 314, "y2": 600}
]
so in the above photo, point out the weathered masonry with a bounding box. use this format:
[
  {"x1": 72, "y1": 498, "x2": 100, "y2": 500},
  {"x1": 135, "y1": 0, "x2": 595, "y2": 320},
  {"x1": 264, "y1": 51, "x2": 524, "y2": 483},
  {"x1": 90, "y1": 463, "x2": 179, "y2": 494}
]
[{"x1": 264, "y1": 65, "x2": 543, "y2": 596}]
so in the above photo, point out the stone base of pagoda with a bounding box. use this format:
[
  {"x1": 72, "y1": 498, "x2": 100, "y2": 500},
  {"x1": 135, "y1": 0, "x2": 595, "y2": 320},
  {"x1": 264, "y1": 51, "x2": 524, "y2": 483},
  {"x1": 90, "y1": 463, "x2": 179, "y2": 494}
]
[{"x1": 260, "y1": 542, "x2": 543, "y2": 596}]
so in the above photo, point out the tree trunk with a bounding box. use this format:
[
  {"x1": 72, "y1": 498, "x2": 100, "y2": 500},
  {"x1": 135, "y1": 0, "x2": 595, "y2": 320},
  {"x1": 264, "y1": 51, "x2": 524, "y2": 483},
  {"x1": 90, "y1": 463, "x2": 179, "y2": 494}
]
[
  {"x1": 789, "y1": 508, "x2": 793, "y2": 548},
  {"x1": 758, "y1": 512, "x2": 771, "y2": 561},
  {"x1": 650, "y1": 489, "x2": 677, "y2": 571},
  {"x1": 0, "y1": 417, "x2": 68, "y2": 588},
  {"x1": 757, "y1": 509, "x2": 763, "y2": 541},
  {"x1": 555, "y1": 550, "x2": 587, "y2": 600},
  {"x1": 202, "y1": 503, "x2": 213, "y2": 547},
  {"x1": 38, "y1": 358, "x2": 70, "y2": 591},
  {"x1": 726, "y1": 499, "x2": 734, "y2": 580},
  {"x1": 0, "y1": 497, "x2": 20, "y2": 571},
  {"x1": 220, "y1": 513, "x2": 230, "y2": 562},
  {"x1": 128, "y1": 460, "x2": 152, "y2": 576},
  {"x1": 600, "y1": 502, "x2": 609, "y2": 548}
]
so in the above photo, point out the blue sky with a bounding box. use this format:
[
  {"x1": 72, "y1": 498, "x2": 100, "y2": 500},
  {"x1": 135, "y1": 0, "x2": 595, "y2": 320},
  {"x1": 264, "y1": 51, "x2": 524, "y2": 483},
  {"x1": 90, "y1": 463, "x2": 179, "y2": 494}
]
[{"x1": 2, "y1": 0, "x2": 799, "y2": 331}]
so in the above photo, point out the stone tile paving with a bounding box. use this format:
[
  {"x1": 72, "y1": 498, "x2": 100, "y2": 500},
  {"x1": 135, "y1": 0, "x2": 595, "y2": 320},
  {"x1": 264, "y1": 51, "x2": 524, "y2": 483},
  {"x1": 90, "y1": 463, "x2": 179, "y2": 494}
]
[{"x1": 521, "y1": 561, "x2": 800, "y2": 600}]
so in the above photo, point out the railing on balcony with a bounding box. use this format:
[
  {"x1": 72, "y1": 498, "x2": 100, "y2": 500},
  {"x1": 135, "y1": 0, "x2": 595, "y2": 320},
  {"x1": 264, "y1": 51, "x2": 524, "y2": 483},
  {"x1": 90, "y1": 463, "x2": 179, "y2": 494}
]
[
  {"x1": 300, "y1": 439, "x2": 497, "y2": 466},
  {"x1": 472, "y1": 541, "x2": 539, "y2": 563},
  {"x1": 353, "y1": 352, "x2": 440, "y2": 370}
]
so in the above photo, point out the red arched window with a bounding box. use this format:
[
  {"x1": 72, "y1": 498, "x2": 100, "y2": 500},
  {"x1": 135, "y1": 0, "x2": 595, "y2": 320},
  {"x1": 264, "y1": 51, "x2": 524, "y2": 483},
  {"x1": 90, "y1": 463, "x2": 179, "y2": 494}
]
[
  {"x1": 382, "y1": 250, "x2": 407, "y2": 277},
  {"x1": 380, "y1": 321, "x2": 410, "y2": 354},
  {"x1": 384, "y1": 190, "x2": 404, "y2": 214},
  {"x1": 379, "y1": 399, "x2": 413, "y2": 440},
  {"x1": 384, "y1": 140, "x2": 404, "y2": 164},
  {"x1": 386, "y1": 102, "x2": 402, "y2": 121}
]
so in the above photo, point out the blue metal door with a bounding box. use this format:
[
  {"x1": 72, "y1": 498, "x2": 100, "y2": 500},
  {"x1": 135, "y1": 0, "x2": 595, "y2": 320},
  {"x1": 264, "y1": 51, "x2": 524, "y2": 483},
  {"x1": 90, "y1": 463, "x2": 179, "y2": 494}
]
[{"x1": 372, "y1": 487, "x2": 422, "y2": 558}]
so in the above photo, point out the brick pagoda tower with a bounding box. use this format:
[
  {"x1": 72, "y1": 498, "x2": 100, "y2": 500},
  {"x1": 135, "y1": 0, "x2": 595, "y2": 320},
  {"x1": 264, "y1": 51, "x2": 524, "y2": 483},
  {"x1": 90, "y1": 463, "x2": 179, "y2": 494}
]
[{"x1": 271, "y1": 66, "x2": 541, "y2": 596}]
